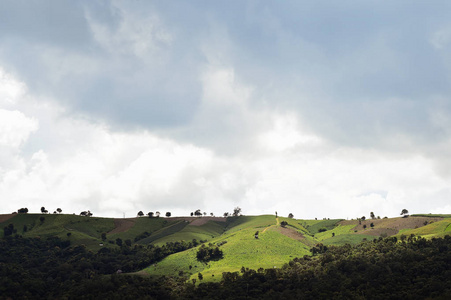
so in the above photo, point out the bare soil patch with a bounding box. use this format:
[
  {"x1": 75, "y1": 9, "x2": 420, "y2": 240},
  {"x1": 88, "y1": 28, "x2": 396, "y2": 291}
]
[
  {"x1": 0, "y1": 214, "x2": 15, "y2": 223},
  {"x1": 277, "y1": 226, "x2": 305, "y2": 241},
  {"x1": 108, "y1": 218, "x2": 136, "y2": 234},
  {"x1": 339, "y1": 216, "x2": 443, "y2": 237},
  {"x1": 189, "y1": 217, "x2": 226, "y2": 226}
]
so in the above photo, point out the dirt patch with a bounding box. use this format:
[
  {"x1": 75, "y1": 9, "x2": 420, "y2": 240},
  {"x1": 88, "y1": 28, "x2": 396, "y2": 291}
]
[
  {"x1": 108, "y1": 218, "x2": 136, "y2": 234},
  {"x1": 277, "y1": 226, "x2": 305, "y2": 241},
  {"x1": 339, "y1": 216, "x2": 443, "y2": 237},
  {"x1": 189, "y1": 217, "x2": 227, "y2": 226},
  {"x1": 0, "y1": 214, "x2": 15, "y2": 224}
]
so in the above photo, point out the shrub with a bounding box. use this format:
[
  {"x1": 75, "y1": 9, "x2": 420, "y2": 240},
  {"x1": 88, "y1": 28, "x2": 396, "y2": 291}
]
[{"x1": 196, "y1": 244, "x2": 223, "y2": 262}]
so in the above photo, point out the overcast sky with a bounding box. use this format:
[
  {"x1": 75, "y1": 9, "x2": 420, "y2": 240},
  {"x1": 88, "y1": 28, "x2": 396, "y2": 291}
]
[{"x1": 1, "y1": 1, "x2": 451, "y2": 219}]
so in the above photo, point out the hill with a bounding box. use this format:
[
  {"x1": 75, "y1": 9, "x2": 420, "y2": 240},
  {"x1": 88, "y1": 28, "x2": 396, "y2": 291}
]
[{"x1": 1, "y1": 212, "x2": 450, "y2": 282}]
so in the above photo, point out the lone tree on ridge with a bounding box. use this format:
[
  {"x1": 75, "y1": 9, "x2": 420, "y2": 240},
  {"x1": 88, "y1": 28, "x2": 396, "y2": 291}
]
[
  {"x1": 401, "y1": 209, "x2": 409, "y2": 217},
  {"x1": 233, "y1": 207, "x2": 242, "y2": 217}
]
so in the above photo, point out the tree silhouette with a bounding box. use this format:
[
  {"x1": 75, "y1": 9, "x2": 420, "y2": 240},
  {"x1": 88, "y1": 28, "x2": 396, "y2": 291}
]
[
  {"x1": 165, "y1": 212, "x2": 171, "y2": 217},
  {"x1": 148, "y1": 212, "x2": 154, "y2": 218},
  {"x1": 288, "y1": 213, "x2": 294, "y2": 218},
  {"x1": 370, "y1": 212, "x2": 375, "y2": 219},
  {"x1": 137, "y1": 211, "x2": 144, "y2": 217},
  {"x1": 233, "y1": 207, "x2": 241, "y2": 217},
  {"x1": 401, "y1": 209, "x2": 409, "y2": 217}
]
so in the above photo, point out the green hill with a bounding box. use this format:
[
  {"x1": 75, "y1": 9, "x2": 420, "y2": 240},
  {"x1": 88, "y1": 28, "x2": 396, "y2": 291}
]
[{"x1": 2, "y1": 212, "x2": 450, "y2": 282}]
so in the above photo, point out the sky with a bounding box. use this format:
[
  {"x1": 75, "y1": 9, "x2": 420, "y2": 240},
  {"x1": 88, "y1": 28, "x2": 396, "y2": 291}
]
[{"x1": 1, "y1": 1, "x2": 451, "y2": 219}]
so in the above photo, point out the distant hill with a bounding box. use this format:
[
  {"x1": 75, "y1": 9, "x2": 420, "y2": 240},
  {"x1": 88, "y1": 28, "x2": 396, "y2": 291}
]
[{"x1": 1, "y1": 212, "x2": 450, "y2": 281}]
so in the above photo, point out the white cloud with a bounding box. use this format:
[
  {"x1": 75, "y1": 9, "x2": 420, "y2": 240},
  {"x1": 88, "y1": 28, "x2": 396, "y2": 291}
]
[
  {"x1": 1, "y1": 2, "x2": 451, "y2": 219},
  {"x1": 0, "y1": 109, "x2": 38, "y2": 148}
]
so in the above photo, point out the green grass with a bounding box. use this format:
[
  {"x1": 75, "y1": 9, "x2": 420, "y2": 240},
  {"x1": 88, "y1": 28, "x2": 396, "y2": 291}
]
[
  {"x1": 321, "y1": 234, "x2": 376, "y2": 245},
  {"x1": 3, "y1": 213, "x2": 451, "y2": 280},
  {"x1": 314, "y1": 224, "x2": 356, "y2": 241},
  {"x1": 224, "y1": 215, "x2": 278, "y2": 233},
  {"x1": 146, "y1": 216, "x2": 311, "y2": 281},
  {"x1": 0, "y1": 213, "x2": 116, "y2": 249},
  {"x1": 151, "y1": 220, "x2": 226, "y2": 245},
  {"x1": 395, "y1": 219, "x2": 451, "y2": 239},
  {"x1": 137, "y1": 220, "x2": 190, "y2": 244},
  {"x1": 302, "y1": 219, "x2": 344, "y2": 234},
  {"x1": 107, "y1": 217, "x2": 177, "y2": 242}
]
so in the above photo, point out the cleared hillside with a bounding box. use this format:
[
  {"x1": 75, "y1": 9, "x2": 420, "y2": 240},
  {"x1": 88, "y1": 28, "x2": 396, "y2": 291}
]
[{"x1": 1, "y1": 212, "x2": 450, "y2": 281}]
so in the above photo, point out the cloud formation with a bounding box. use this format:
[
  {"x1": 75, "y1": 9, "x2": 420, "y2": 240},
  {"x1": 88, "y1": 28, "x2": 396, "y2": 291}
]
[{"x1": 0, "y1": 1, "x2": 450, "y2": 219}]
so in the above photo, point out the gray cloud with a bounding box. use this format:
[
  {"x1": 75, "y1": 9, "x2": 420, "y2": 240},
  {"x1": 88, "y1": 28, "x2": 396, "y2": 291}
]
[{"x1": 1, "y1": 1, "x2": 451, "y2": 218}]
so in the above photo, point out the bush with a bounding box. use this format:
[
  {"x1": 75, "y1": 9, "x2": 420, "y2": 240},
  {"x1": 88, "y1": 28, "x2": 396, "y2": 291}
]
[
  {"x1": 196, "y1": 244, "x2": 223, "y2": 262},
  {"x1": 318, "y1": 227, "x2": 327, "y2": 232}
]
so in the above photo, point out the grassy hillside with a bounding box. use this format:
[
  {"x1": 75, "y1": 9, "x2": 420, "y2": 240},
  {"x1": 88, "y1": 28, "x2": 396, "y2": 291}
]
[
  {"x1": 145, "y1": 215, "x2": 311, "y2": 281},
  {"x1": 2, "y1": 212, "x2": 450, "y2": 282}
]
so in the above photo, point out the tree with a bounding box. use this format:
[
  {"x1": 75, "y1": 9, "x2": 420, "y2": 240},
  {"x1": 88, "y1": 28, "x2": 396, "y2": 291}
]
[
  {"x1": 165, "y1": 212, "x2": 171, "y2": 217},
  {"x1": 18, "y1": 208, "x2": 28, "y2": 214},
  {"x1": 370, "y1": 212, "x2": 375, "y2": 219},
  {"x1": 137, "y1": 211, "x2": 144, "y2": 217},
  {"x1": 203, "y1": 212, "x2": 207, "y2": 217},
  {"x1": 101, "y1": 233, "x2": 107, "y2": 241},
  {"x1": 361, "y1": 216, "x2": 366, "y2": 221},
  {"x1": 232, "y1": 207, "x2": 241, "y2": 217},
  {"x1": 190, "y1": 212, "x2": 194, "y2": 217},
  {"x1": 401, "y1": 209, "x2": 409, "y2": 217},
  {"x1": 194, "y1": 209, "x2": 202, "y2": 217},
  {"x1": 280, "y1": 221, "x2": 288, "y2": 228},
  {"x1": 148, "y1": 212, "x2": 154, "y2": 218},
  {"x1": 223, "y1": 212, "x2": 229, "y2": 218},
  {"x1": 370, "y1": 222, "x2": 374, "y2": 228},
  {"x1": 198, "y1": 272, "x2": 203, "y2": 281},
  {"x1": 116, "y1": 238, "x2": 123, "y2": 247},
  {"x1": 57, "y1": 208, "x2": 62, "y2": 214},
  {"x1": 80, "y1": 210, "x2": 92, "y2": 217},
  {"x1": 41, "y1": 207, "x2": 48, "y2": 214},
  {"x1": 210, "y1": 212, "x2": 214, "y2": 217},
  {"x1": 288, "y1": 213, "x2": 294, "y2": 218}
]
